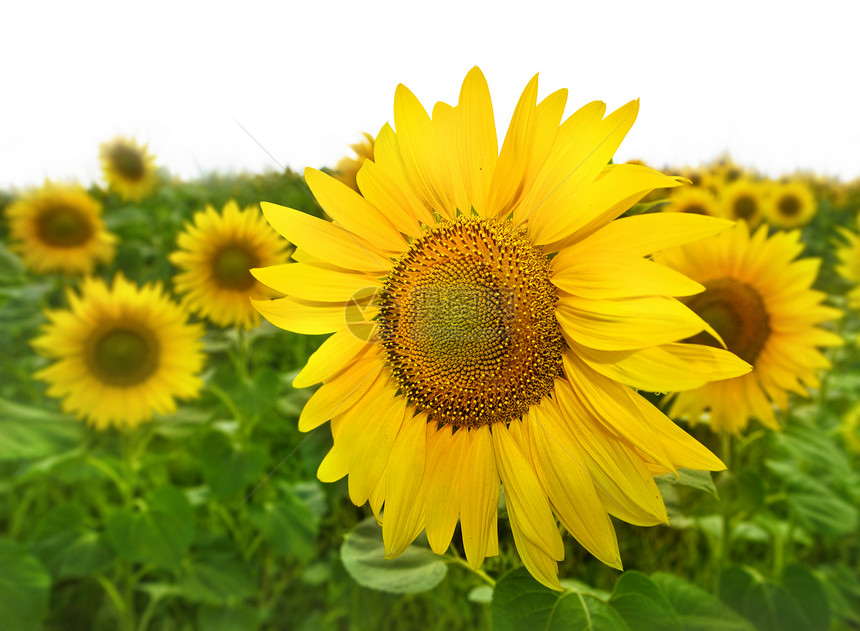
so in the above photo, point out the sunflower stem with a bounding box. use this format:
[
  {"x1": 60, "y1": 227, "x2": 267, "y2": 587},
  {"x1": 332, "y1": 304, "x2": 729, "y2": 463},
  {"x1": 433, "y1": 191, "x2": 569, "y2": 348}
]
[
  {"x1": 207, "y1": 382, "x2": 245, "y2": 425},
  {"x1": 448, "y1": 555, "x2": 496, "y2": 587}
]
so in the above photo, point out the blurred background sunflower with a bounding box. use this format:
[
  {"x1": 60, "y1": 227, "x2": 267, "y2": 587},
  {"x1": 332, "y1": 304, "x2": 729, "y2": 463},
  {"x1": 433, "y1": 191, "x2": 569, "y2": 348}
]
[
  {"x1": 99, "y1": 136, "x2": 159, "y2": 202},
  {"x1": 5, "y1": 180, "x2": 116, "y2": 275},
  {"x1": 169, "y1": 200, "x2": 292, "y2": 329},
  {"x1": 658, "y1": 223, "x2": 842, "y2": 434},
  {"x1": 32, "y1": 274, "x2": 206, "y2": 430}
]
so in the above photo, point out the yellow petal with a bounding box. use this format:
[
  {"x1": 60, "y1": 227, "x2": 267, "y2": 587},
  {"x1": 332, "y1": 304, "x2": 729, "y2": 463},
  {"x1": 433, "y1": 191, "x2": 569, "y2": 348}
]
[
  {"x1": 424, "y1": 426, "x2": 468, "y2": 555},
  {"x1": 260, "y1": 202, "x2": 391, "y2": 272},
  {"x1": 492, "y1": 424, "x2": 564, "y2": 561},
  {"x1": 355, "y1": 159, "x2": 425, "y2": 237},
  {"x1": 298, "y1": 354, "x2": 385, "y2": 432},
  {"x1": 556, "y1": 295, "x2": 709, "y2": 351},
  {"x1": 527, "y1": 404, "x2": 622, "y2": 569},
  {"x1": 575, "y1": 212, "x2": 734, "y2": 259},
  {"x1": 304, "y1": 167, "x2": 407, "y2": 253},
  {"x1": 456, "y1": 67, "x2": 498, "y2": 217},
  {"x1": 528, "y1": 163, "x2": 683, "y2": 246},
  {"x1": 372, "y1": 123, "x2": 436, "y2": 226},
  {"x1": 293, "y1": 327, "x2": 373, "y2": 388},
  {"x1": 383, "y1": 411, "x2": 428, "y2": 558},
  {"x1": 251, "y1": 263, "x2": 382, "y2": 302},
  {"x1": 574, "y1": 342, "x2": 751, "y2": 392},
  {"x1": 459, "y1": 425, "x2": 501, "y2": 569},
  {"x1": 552, "y1": 256, "x2": 704, "y2": 299},
  {"x1": 346, "y1": 387, "x2": 406, "y2": 506},
  {"x1": 251, "y1": 296, "x2": 350, "y2": 335}
]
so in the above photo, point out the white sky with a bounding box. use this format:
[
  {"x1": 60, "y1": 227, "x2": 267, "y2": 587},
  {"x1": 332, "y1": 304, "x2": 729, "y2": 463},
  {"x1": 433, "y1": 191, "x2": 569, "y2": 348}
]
[{"x1": 3, "y1": 0, "x2": 859, "y2": 191}]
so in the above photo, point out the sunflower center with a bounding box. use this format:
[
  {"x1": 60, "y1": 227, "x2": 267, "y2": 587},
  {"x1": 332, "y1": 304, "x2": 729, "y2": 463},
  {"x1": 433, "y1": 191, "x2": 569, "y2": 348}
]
[
  {"x1": 212, "y1": 245, "x2": 258, "y2": 290},
  {"x1": 777, "y1": 195, "x2": 801, "y2": 218},
  {"x1": 684, "y1": 278, "x2": 770, "y2": 364},
  {"x1": 36, "y1": 205, "x2": 93, "y2": 247},
  {"x1": 733, "y1": 195, "x2": 758, "y2": 220},
  {"x1": 87, "y1": 326, "x2": 160, "y2": 386},
  {"x1": 110, "y1": 145, "x2": 145, "y2": 180},
  {"x1": 378, "y1": 218, "x2": 565, "y2": 428}
]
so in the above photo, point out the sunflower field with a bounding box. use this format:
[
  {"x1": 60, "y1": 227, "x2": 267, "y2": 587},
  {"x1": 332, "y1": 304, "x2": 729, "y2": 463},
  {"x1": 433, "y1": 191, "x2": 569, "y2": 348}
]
[{"x1": 2, "y1": 70, "x2": 860, "y2": 631}]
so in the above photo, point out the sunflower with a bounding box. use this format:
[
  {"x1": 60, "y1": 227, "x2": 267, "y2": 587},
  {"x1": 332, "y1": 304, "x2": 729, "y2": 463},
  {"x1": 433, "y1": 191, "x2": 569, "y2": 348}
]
[
  {"x1": 333, "y1": 132, "x2": 375, "y2": 192},
  {"x1": 32, "y1": 274, "x2": 205, "y2": 430},
  {"x1": 762, "y1": 180, "x2": 817, "y2": 229},
  {"x1": 657, "y1": 222, "x2": 842, "y2": 434},
  {"x1": 99, "y1": 136, "x2": 159, "y2": 201},
  {"x1": 834, "y1": 227, "x2": 860, "y2": 307},
  {"x1": 169, "y1": 200, "x2": 291, "y2": 329},
  {"x1": 664, "y1": 186, "x2": 720, "y2": 216},
  {"x1": 5, "y1": 180, "x2": 116, "y2": 275},
  {"x1": 251, "y1": 68, "x2": 750, "y2": 589},
  {"x1": 718, "y1": 179, "x2": 766, "y2": 227}
]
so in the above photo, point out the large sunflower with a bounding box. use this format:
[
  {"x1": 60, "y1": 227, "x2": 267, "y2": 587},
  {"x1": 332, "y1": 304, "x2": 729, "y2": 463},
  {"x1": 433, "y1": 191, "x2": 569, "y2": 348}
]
[
  {"x1": 658, "y1": 223, "x2": 842, "y2": 434},
  {"x1": 99, "y1": 136, "x2": 159, "y2": 202},
  {"x1": 5, "y1": 181, "x2": 116, "y2": 275},
  {"x1": 32, "y1": 274, "x2": 205, "y2": 431},
  {"x1": 251, "y1": 68, "x2": 750, "y2": 589},
  {"x1": 169, "y1": 200, "x2": 291, "y2": 329}
]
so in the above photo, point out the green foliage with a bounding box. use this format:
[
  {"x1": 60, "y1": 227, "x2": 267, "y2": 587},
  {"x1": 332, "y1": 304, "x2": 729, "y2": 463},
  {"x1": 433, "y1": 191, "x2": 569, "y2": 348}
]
[
  {"x1": 341, "y1": 516, "x2": 448, "y2": 594},
  {"x1": 1, "y1": 164, "x2": 858, "y2": 631}
]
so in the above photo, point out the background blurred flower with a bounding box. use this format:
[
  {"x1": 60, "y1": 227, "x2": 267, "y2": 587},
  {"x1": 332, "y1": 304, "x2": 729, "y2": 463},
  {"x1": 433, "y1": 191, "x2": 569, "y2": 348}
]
[
  {"x1": 99, "y1": 136, "x2": 159, "y2": 202},
  {"x1": 32, "y1": 274, "x2": 205, "y2": 430},
  {"x1": 5, "y1": 180, "x2": 116, "y2": 275},
  {"x1": 658, "y1": 223, "x2": 842, "y2": 434},
  {"x1": 170, "y1": 200, "x2": 291, "y2": 329},
  {"x1": 763, "y1": 180, "x2": 817, "y2": 228},
  {"x1": 333, "y1": 132, "x2": 375, "y2": 193}
]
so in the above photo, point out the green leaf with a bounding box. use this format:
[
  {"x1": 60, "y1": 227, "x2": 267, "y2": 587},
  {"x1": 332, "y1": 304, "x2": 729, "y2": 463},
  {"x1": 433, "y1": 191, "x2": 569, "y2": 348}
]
[
  {"x1": 0, "y1": 538, "x2": 51, "y2": 631},
  {"x1": 0, "y1": 397, "x2": 85, "y2": 461},
  {"x1": 774, "y1": 425, "x2": 852, "y2": 480},
  {"x1": 718, "y1": 566, "x2": 758, "y2": 615},
  {"x1": 765, "y1": 460, "x2": 858, "y2": 537},
  {"x1": 780, "y1": 564, "x2": 830, "y2": 631},
  {"x1": 199, "y1": 430, "x2": 268, "y2": 499},
  {"x1": 176, "y1": 551, "x2": 257, "y2": 605},
  {"x1": 492, "y1": 568, "x2": 629, "y2": 631},
  {"x1": 744, "y1": 582, "x2": 806, "y2": 631},
  {"x1": 106, "y1": 485, "x2": 194, "y2": 569},
  {"x1": 468, "y1": 585, "x2": 494, "y2": 604},
  {"x1": 655, "y1": 468, "x2": 718, "y2": 499},
  {"x1": 651, "y1": 572, "x2": 755, "y2": 631},
  {"x1": 197, "y1": 604, "x2": 261, "y2": 631},
  {"x1": 340, "y1": 516, "x2": 446, "y2": 594},
  {"x1": 610, "y1": 571, "x2": 682, "y2": 631},
  {"x1": 248, "y1": 485, "x2": 319, "y2": 562}
]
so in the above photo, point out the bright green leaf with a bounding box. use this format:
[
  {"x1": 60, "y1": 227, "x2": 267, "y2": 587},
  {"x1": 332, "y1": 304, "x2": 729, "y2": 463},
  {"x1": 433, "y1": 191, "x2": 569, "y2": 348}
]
[
  {"x1": 492, "y1": 568, "x2": 630, "y2": 631},
  {"x1": 610, "y1": 571, "x2": 682, "y2": 631},
  {"x1": 340, "y1": 516, "x2": 446, "y2": 594},
  {"x1": 651, "y1": 572, "x2": 755, "y2": 631}
]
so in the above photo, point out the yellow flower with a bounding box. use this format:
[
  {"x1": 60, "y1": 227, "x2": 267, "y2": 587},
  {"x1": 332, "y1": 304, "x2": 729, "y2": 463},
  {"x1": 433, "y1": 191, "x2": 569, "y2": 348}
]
[
  {"x1": 5, "y1": 181, "x2": 116, "y2": 275},
  {"x1": 32, "y1": 274, "x2": 205, "y2": 430},
  {"x1": 762, "y1": 180, "x2": 817, "y2": 229},
  {"x1": 664, "y1": 186, "x2": 721, "y2": 216},
  {"x1": 840, "y1": 403, "x2": 860, "y2": 454},
  {"x1": 251, "y1": 68, "x2": 750, "y2": 589},
  {"x1": 834, "y1": 227, "x2": 860, "y2": 308},
  {"x1": 333, "y1": 132, "x2": 375, "y2": 192},
  {"x1": 169, "y1": 200, "x2": 291, "y2": 329},
  {"x1": 718, "y1": 179, "x2": 767, "y2": 227},
  {"x1": 99, "y1": 136, "x2": 159, "y2": 201},
  {"x1": 658, "y1": 223, "x2": 842, "y2": 434}
]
